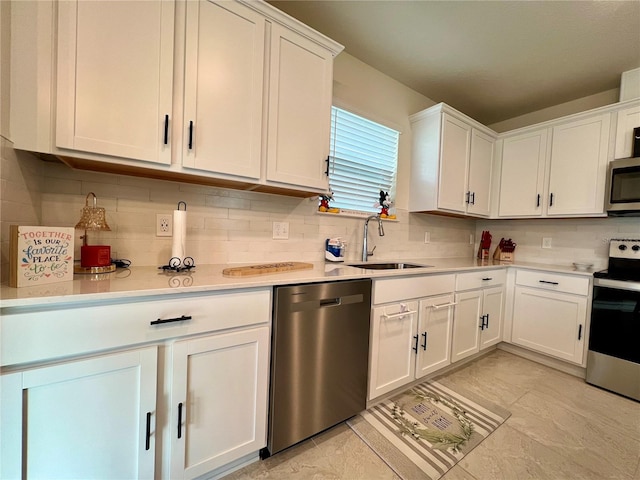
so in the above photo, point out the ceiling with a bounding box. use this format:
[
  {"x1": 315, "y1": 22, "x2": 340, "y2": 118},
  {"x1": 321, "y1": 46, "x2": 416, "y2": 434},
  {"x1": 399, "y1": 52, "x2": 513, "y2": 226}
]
[{"x1": 267, "y1": 0, "x2": 640, "y2": 126}]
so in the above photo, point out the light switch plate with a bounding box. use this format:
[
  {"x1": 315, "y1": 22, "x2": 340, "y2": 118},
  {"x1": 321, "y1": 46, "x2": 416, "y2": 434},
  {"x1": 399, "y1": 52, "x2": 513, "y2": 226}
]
[{"x1": 272, "y1": 221, "x2": 289, "y2": 240}]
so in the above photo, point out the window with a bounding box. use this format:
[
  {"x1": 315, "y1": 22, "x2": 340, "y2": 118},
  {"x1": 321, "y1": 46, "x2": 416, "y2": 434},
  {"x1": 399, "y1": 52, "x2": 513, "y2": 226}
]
[{"x1": 328, "y1": 106, "x2": 400, "y2": 215}]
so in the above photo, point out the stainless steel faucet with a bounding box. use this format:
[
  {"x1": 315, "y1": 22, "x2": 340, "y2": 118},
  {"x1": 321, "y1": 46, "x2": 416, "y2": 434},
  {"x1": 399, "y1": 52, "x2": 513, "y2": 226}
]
[{"x1": 362, "y1": 214, "x2": 385, "y2": 261}]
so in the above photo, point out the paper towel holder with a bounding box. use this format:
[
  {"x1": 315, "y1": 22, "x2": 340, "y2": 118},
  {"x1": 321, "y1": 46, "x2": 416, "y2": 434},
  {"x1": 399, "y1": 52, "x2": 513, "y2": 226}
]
[{"x1": 158, "y1": 201, "x2": 196, "y2": 273}]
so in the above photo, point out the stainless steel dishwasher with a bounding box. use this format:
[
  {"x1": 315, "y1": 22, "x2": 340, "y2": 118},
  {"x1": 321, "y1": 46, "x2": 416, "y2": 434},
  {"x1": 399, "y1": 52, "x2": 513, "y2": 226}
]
[{"x1": 263, "y1": 279, "x2": 372, "y2": 457}]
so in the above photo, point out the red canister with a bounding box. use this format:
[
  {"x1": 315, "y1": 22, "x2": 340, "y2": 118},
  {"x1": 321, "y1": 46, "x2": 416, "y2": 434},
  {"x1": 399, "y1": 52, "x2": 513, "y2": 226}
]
[{"x1": 81, "y1": 245, "x2": 111, "y2": 267}]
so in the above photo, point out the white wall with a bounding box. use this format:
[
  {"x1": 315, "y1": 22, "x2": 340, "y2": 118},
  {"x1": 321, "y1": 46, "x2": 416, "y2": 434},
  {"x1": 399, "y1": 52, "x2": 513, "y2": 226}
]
[{"x1": 489, "y1": 89, "x2": 620, "y2": 133}]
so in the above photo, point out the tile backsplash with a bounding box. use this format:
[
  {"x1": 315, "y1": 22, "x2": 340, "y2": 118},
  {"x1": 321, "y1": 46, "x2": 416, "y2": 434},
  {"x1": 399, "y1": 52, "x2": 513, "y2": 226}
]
[
  {"x1": 2, "y1": 138, "x2": 638, "y2": 282},
  {"x1": 0, "y1": 140, "x2": 476, "y2": 280}
]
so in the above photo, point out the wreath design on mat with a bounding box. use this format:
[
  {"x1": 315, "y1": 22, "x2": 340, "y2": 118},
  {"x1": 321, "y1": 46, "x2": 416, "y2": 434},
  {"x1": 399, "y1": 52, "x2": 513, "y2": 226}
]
[{"x1": 391, "y1": 388, "x2": 475, "y2": 453}]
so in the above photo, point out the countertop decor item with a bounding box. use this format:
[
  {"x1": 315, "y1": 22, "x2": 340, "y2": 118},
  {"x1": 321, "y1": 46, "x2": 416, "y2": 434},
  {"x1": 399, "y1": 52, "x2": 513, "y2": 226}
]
[
  {"x1": 347, "y1": 380, "x2": 510, "y2": 480},
  {"x1": 9, "y1": 225, "x2": 75, "y2": 287},
  {"x1": 74, "y1": 192, "x2": 115, "y2": 274}
]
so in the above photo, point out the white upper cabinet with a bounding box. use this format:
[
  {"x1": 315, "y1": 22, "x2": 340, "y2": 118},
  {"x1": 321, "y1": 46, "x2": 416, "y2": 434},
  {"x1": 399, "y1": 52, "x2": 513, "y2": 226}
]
[
  {"x1": 10, "y1": 0, "x2": 342, "y2": 197},
  {"x1": 56, "y1": 0, "x2": 174, "y2": 164},
  {"x1": 498, "y1": 129, "x2": 548, "y2": 217},
  {"x1": 265, "y1": 23, "x2": 334, "y2": 190},
  {"x1": 182, "y1": 0, "x2": 265, "y2": 179},
  {"x1": 497, "y1": 111, "x2": 611, "y2": 218},
  {"x1": 410, "y1": 104, "x2": 496, "y2": 218},
  {"x1": 546, "y1": 113, "x2": 611, "y2": 216},
  {"x1": 467, "y1": 129, "x2": 495, "y2": 216},
  {"x1": 614, "y1": 102, "x2": 640, "y2": 159}
]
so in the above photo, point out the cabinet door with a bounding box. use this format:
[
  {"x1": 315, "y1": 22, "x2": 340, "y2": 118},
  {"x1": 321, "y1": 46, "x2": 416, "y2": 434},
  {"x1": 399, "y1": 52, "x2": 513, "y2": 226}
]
[
  {"x1": 451, "y1": 290, "x2": 482, "y2": 363},
  {"x1": 1, "y1": 347, "x2": 158, "y2": 479},
  {"x1": 265, "y1": 23, "x2": 333, "y2": 190},
  {"x1": 182, "y1": 0, "x2": 265, "y2": 179},
  {"x1": 438, "y1": 113, "x2": 471, "y2": 213},
  {"x1": 467, "y1": 129, "x2": 494, "y2": 217},
  {"x1": 614, "y1": 104, "x2": 640, "y2": 159},
  {"x1": 547, "y1": 113, "x2": 611, "y2": 216},
  {"x1": 416, "y1": 294, "x2": 455, "y2": 378},
  {"x1": 498, "y1": 129, "x2": 547, "y2": 217},
  {"x1": 170, "y1": 327, "x2": 270, "y2": 479},
  {"x1": 512, "y1": 287, "x2": 587, "y2": 364},
  {"x1": 369, "y1": 302, "x2": 418, "y2": 400},
  {"x1": 480, "y1": 286, "x2": 504, "y2": 349},
  {"x1": 56, "y1": 1, "x2": 173, "y2": 164}
]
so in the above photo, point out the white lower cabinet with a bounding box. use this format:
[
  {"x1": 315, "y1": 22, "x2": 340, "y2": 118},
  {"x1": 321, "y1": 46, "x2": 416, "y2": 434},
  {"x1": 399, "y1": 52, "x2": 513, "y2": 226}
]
[
  {"x1": 1, "y1": 288, "x2": 271, "y2": 480},
  {"x1": 1, "y1": 347, "x2": 158, "y2": 480},
  {"x1": 511, "y1": 270, "x2": 589, "y2": 365},
  {"x1": 368, "y1": 274, "x2": 456, "y2": 400},
  {"x1": 369, "y1": 301, "x2": 419, "y2": 400},
  {"x1": 452, "y1": 270, "x2": 505, "y2": 363},
  {"x1": 169, "y1": 326, "x2": 270, "y2": 479},
  {"x1": 416, "y1": 294, "x2": 456, "y2": 376}
]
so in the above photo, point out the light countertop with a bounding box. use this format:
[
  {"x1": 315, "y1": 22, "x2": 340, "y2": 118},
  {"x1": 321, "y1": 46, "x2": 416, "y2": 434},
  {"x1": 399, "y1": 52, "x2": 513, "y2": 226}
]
[{"x1": 0, "y1": 257, "x2": 595, "y2": 309}]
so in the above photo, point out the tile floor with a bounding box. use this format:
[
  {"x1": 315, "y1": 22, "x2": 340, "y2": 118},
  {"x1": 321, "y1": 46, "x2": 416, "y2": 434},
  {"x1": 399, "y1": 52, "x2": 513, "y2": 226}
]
[{"x1": 224, "y1": 349, "x2": 640, "y2": 480}]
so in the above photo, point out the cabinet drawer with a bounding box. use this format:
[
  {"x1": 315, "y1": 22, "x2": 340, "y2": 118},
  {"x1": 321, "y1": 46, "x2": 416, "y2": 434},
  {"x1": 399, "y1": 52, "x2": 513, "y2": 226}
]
[
  {"x1": 372, "y1": 274, "x2": 455, "y2": 305},
  {"x1": 1, "y1": 288, "x2": 271, "y2": 367},
  {"x1": 456, "y1": 269, "x2": 506, "y2": 291},
  {"x1": 515, "y1": 270, "x2": 589, "y2": 296}
]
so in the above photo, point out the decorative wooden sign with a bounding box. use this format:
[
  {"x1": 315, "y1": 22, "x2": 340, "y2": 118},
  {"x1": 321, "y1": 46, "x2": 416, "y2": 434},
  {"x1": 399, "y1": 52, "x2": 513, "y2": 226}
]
[{"x1": 9, "y1": 226, "x2": 75, "y2": 287}]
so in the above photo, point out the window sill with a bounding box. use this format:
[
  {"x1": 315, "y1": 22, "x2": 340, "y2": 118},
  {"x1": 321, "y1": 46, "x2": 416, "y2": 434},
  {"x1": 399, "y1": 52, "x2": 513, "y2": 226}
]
[{"x1": 316, "y1": 209, "x2": 399, "y2": 221}]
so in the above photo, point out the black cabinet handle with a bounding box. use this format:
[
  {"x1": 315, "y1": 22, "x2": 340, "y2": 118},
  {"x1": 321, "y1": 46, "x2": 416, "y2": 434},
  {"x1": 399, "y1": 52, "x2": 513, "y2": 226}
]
[
  {"x1": 479, "y1": 314, "x2": 485, "y2": 330},
  {"x1": 538, "y1": 280, "x2": 559, "y2": 286},
  {"x1": 485, "y1": 313, "x2": 489, "y2": 329},
  {"x1": 549, "y1": 193, "x2": 554, "y2": 207},
  {"x1": 536, "y1": 193, "x2": 541, "y2": 207},
  {"x1": 150, "y1": 315, "x2": 192, "y2": 326},
  {"x1": 482, "y1": 277, "x2": 492, "y2": 281},
  {"x1": 325, "y1": 156, "x2": 330, "y2": 176},
  {"x1": 163, "y1": 114, "x2": 169, "y2": 145},
  {"x1": 465, "y1": 191, "x2": 470, "y2": 204},
  {"x1": 421, "y1": 331, "x2": 427, "y2": 351},
  {"x1": 412, "y1": 334, "x2": 419, "y2": 353},
  {"x1": 188, "y1": 121, "x2": 194, "y2": 150},
  {"x1": 578, "y1": 324, "x2": 583, "y2": 340},
  {"x1": 145, "y1": 412, "x2": 151, "y2": 451},
  {"x1": 177, "y1": 402, "x2": 183, "y2": 439},
  {"x1": 470, "y1": 192, "x2": 475, "y2": 205}
]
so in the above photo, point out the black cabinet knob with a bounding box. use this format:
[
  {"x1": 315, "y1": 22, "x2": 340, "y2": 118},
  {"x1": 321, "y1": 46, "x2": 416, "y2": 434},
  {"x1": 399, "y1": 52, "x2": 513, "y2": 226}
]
[
  {"x1": 632, "y1": 245, "x2": 640, "y2": 252},
  {"x1": 619, "y1": 245, "x2": 628, "y2": 251}
]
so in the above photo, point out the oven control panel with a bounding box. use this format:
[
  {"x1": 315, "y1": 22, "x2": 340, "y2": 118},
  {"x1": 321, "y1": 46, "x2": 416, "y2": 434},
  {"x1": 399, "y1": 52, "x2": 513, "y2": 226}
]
[{"x1": 610, "y1": 239, "x2": 640, "y2": 259}]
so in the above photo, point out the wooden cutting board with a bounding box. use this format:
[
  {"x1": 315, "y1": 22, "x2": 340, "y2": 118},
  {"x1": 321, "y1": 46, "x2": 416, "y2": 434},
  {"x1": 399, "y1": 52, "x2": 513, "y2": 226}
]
[{"x1": 222, "y1": 262, "x2": 314, "y2": 277}]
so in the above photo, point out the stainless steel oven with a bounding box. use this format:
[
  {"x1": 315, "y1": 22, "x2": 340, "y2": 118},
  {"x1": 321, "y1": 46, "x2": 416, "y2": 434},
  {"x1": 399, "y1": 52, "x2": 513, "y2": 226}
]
[{"x1": 586, "y1": 239, "x2": 640, "y2": 401}]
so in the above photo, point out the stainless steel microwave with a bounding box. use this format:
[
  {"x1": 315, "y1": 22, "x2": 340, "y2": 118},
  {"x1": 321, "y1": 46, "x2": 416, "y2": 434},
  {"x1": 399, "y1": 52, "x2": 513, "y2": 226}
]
[{"x1": 606, "y1": 157, "x2": 640, "y2": 216}]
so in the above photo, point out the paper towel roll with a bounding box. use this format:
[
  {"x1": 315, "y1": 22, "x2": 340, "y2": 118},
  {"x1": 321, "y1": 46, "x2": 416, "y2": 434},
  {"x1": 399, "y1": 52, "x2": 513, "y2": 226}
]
[{"x1": 171, "y1": 209, "x2": 187, "y2": 261}]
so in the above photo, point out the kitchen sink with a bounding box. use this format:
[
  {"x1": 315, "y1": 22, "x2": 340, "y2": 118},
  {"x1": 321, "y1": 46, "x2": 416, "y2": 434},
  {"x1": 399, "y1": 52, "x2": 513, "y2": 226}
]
[{"x1": 346, "y1": 262, "x2": 432, "y2": 270}]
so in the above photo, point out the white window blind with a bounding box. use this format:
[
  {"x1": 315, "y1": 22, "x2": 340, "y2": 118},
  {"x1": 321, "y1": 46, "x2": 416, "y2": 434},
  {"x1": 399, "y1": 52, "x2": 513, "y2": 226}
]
[{"x1": 329, "y1": 106, "x2": 399, "y2": 214}]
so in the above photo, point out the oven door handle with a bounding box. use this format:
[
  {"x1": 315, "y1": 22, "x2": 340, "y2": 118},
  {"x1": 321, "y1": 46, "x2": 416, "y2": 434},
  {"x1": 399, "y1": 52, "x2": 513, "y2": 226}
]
[{"x1": 594, "y1": 277, "x2": 640, "y2": 292}]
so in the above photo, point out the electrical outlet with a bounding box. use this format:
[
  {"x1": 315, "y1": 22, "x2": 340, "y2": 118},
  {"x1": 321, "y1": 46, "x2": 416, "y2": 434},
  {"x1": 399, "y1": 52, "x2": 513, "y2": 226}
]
[
  {"x1": 542, "y1": 237, "x2": 552, "y2": 249},
  {"x1": 156, "y1": 214, "x2": 173, "y2": 237},
  {"x1": 424, "y1": 232, "x2": 430, "y2": 244},
  {"x1": 272, "y1": 221, "x2": 289, "y2": 240}
]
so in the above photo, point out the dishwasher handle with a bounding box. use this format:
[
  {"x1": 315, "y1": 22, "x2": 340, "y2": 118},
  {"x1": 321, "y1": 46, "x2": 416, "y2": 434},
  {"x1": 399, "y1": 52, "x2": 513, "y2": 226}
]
[{"x1": 320, "y1": 297, "x2": 341, "y2": 307}]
